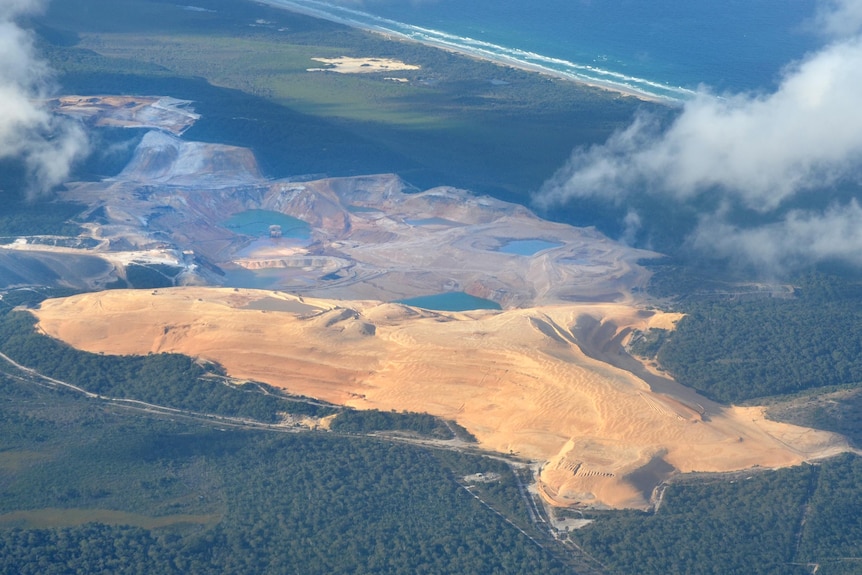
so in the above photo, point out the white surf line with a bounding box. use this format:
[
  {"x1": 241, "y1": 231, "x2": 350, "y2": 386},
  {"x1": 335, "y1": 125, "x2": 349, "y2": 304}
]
[{"x1": 259, "y1": 0, "x2": 692, "y2": 103}]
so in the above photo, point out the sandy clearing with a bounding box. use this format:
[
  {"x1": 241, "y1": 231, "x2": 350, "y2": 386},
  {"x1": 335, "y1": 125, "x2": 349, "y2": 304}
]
[
  {"x1": 33, "y1": 287, "x2": 849, "y2": 509},
  {"x1": 308, "y1": 56, "x2": 420, "y2": 74},
  {"x1": 53, "y1": 95, "x2": 200, "y2": 135}
]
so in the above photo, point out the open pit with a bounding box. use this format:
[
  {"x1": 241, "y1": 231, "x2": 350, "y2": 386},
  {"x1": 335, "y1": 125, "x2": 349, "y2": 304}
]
[{"x1": 16, "y1": 95, "x2": 854, "y2": 509}]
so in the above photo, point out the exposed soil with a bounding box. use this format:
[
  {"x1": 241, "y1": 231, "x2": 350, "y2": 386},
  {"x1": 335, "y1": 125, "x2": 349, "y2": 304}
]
[
  {"x1": 34, "y1": 288, "x2": 849, "y2": 510},
  {"x1": 19, "y1": 96, "x2": 855, "y2": 510}
]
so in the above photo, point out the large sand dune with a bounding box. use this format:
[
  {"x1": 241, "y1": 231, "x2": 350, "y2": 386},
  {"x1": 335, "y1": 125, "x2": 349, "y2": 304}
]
[
  {"x1": 22, "y1": 96, "x2": 852, "y2": 509},
  {"x1": 33, "y1": 287, "x2": 848, "y2": 509}
]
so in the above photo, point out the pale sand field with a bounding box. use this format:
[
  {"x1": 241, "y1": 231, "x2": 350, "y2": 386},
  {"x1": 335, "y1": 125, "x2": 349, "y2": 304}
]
[
  {"x1": 308, "y1": 56, "x2": 420, "y2": 73},
  {"x1": 33, "y1": 287, "x2": 849, "y2": 509}
]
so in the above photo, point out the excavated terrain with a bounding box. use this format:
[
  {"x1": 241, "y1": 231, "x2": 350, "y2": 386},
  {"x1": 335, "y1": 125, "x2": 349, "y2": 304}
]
[{"x1": 13, "y1": 97, "x2": 854, "y2": 509}]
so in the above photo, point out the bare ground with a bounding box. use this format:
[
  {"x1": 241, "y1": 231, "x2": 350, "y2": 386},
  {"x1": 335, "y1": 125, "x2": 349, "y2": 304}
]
[{"x1": 33, "y1": 288, "x2": 850, "y2": 510}]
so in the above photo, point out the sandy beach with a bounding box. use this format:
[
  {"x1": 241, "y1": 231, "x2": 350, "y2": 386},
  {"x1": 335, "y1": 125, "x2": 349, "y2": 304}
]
[{"x1": 258, "y1": 0, "x2": 675, "y2": 103}]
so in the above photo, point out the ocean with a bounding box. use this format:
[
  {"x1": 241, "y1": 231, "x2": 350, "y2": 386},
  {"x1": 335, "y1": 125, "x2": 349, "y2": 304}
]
[{"x1": 266, "y1": 0, "x2": 823, "y2": 101}]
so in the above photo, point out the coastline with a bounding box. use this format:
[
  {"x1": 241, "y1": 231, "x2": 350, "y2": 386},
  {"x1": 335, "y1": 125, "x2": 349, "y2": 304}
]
[{"x1": 258, "y1": 0, "x2": 677, "y2": 105}]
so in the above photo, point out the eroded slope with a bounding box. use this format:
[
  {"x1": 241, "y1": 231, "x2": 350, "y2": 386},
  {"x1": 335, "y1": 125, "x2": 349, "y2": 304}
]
[{"x1": 34, "y1": 288, "x2": 847, "y2": 509}]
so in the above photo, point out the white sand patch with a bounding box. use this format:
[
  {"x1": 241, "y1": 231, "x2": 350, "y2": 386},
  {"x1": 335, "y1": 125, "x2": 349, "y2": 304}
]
[{"x1": 308, "y1": 56, "x2": 420, "y2": 74}]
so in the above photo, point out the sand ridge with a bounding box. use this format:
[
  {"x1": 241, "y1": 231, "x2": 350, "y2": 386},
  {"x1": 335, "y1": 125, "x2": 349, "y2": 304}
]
[{"x1": 33, "y1": 287, "x2": 849, "y2": 510}]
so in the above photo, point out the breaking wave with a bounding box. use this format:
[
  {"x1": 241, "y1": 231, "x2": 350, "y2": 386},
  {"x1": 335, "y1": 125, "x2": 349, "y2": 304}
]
[{"x1": 262, "y1": 0, "x2": 695, "y2": 102}]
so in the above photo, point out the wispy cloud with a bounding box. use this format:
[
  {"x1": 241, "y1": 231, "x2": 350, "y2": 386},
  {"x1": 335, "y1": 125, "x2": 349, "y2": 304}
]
[
  {"x1": 815, "y1": 0, "x2": 862, "y2": 38},
  {"x1": 536, "y1": 0, "x2": 862, "y2": 273},
  {"x1": 0, "y1": 0, "x2": 88, "y2": 199}
]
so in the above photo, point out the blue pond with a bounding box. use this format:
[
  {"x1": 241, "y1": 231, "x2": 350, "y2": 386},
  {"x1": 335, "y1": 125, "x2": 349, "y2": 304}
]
[
  {"x1": 396, "y1": 292, "x2": 501, "y2": 312},
  {"x1": 498, "y1": 239, "x2": 562, "y2": 256},
  {"x1": 221, "y1": 267, "x2": 285, "y2": 290},
  {"x1": 405, "y1": 217, "x2": 460, "y2": 226},
  {"x1": 222, "y1": 210, "x2": 310, "y2": 239}
]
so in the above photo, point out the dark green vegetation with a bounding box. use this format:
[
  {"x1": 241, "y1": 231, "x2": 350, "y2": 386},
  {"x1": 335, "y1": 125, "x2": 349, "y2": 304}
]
[
  {"x1": 766, "y1": 387, "x2": 862, "y2": 447},
  {"x1": 122, "y1": 263, "x2": 185, "y2": 289},
  {"x1": 0, "y1": 367, "x2": 571, "y2": 574},
  {"x1": 6, "y1": 2, "x2": 862, "y2": 573},
  {"x1": 32, "y1": 0, "x2": 647, "y2": 199},
  {"x1": 636, "y1": 273, "x2": 862, "y2": 404},
  {"x1": 0, "y1": 159, "x2": 84, "y2": 239},
  {"x1": 0, "y1": 376, "x2": 567, "y2": 575},
  {"x1": 0, "y1": 306, "x2": 335, "y2": 423},
  {"x1": 636, "y1": 268, "x2": 862, "y2": 454},
  {"x1": 0, "y1": 123, "x2": 146, "y2": 241},
  {"x1": 330, "y1": 408, "x2": 455, "y2": 439},
  {"x1": 0, "y1": 295, "x2": 475, "y2": 438},
  {"x1": 3, "y1": 307, "x2": 862, "y2": 574},
  {"x1": 625, "y1": 327, "x2": 668, "y2": 360},
  {"x1": 572, "y1": 455, "x2": 862, "y2": 575}
]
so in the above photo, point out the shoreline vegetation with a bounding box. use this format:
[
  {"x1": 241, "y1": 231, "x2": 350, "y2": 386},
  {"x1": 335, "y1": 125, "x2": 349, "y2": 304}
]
[
  {"x1": 39, "y1": 0, "x2": 653, "y2": 201},
  {"x1": 258, "y1": 0, "x2": 677, "y2": 104}
]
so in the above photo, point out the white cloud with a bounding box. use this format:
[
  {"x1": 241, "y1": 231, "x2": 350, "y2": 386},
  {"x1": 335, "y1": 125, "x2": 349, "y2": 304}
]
[
  {"x1": 815, "y1": 0, "x2": 862, "y2": 38},
  {"x1": 536, "y1": 0, "x2": 862, "y2": 271},
  {"x1": 0, "y1": 0, "x2": 88, "y2": 199},
  {"x1": 693, "y1": 201, "x2": 862, "y2": 273}
]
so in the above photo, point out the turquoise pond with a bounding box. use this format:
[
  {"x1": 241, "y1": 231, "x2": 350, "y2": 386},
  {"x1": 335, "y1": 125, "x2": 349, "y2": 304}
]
[
  {"x1": 221, "y1": 268, "x2": 285, "y2": 290},
  {"x1": 222, "y1": 210, "x2": 311, "y2": 239},
  {"x1": 498, "y1": 239, "x2": 562, "y2": 256},
  {"x1": 405, "y1": 217, "x2": 460, "y2": 226},
  {"x1": 396, "y1": 292, "x2": 501, "y2": 312}
]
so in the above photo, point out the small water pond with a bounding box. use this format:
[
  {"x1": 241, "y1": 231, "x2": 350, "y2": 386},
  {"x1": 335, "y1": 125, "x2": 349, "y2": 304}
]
[
  {"x1": 222, "y1": 210, "x2": 310, "y2": 239},
  {"x1": 396, "y1": 292, "x2": 501, "y2": 312},
  {"x1": 497, "y1": 239, "x2": 562, "y2": 256}
]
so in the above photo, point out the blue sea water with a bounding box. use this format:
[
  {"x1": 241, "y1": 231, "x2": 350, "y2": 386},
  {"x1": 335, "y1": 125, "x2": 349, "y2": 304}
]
[{"x1": 267, "y1": 0, "x2": 823, "y2": 100}]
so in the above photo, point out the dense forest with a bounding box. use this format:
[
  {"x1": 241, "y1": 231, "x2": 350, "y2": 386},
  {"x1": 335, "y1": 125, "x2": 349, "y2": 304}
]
[
  {"x1": 634, "y1": 273, "x2": 862, "y2": 404},
  {"x1": 0, "y1": 305, "x2": 335, "y2": 423},
  {"x1": 0, "y1": 159, "x2": 84, "y2": 239},
  {"x1": 0, "y1": 296, "x2": 479, "y2": 442},
  {"x1": 573, "y1": 456, "x2": 862, "y2": 575},
  {"x1": 765, "y1": 386, "x2": 862, "y2": 447},
  {"x1": 330, "y1": 408, "x2": 455, "y2": 439},
  {"x1": 0, "y1": 372, "x2": 570, "y2": 574},
  {"x1": 3, "y1": 330, "x2": 862, "y2": 574}
]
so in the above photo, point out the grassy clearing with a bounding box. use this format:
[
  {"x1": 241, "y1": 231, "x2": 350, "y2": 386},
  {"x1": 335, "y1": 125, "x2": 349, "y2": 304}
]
[
  {"x1": 77, "y1": 33, "x2": 439, "y2": 126},
  {"x1": 0, "y1": 508, "x2": 220, "y2": 530},
  {"x1": 36, "y1": 0, "x2": 647, "y2": 197}
]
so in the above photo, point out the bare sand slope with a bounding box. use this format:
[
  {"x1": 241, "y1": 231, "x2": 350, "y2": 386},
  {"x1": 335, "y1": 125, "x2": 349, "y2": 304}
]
[
  {"x1": 34, "y1": 287, "x2": 848, "y2": 509},
  {"x1": 54, "y1": 95, "x2": 200, "y2": 135}
]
